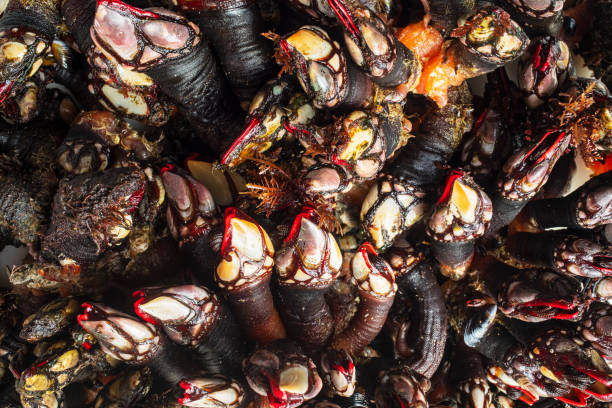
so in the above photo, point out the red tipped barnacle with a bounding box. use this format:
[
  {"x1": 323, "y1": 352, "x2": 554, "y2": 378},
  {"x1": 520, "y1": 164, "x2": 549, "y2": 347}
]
[
  {"x1": 178, "y1": 375, "x2": 245, "y2": 408},
  {"x1": 330, "y1": 111, "x2": 387, "y2": 181},
  {"x1": 327, "y1": 0, "x2": 421, "y2": 89},
  {"x1": 487, "y1": 129, "x2": 571, "y2": 236},
  {"x1": 500, "y1": 129, "x2": 570, "y2": 202},
  {"x1": 243, "y1": 342, "x2": 323, "y2": 408},
  {"x1": 133, "y1": 285, "x2": 221, "y2": 346},
  {"x1": 216, "y1": 207, "x2": 275, "y2": 290},
  {"x1": 277, "y1": 25, "x2": 373, "y2": 110},
  {"x1": 497, "y1": 269, "x2": 584, "y2": 322},
  {"x1": 276, "y1": 207, "x2": 342, "y2": 287},
  {"x1": 427, "y1": 170, "x2": 492, "y2": 280},
  {"x1": 331, "y1": 242, "x2": 397, "y2": 355},
  {"x1": 360, "y1": 175, "x2": 428, "y2": 251},
  {"x1": 134, "y1": 284, "x2": 248, "y2": 378},
  {"x1": 160, "y1": 166, "x2": 218, "y2": 246},
  {"x1": 91, "y1": 0, "x2": 243, "y2": 153},
  {"x1": 78, "y1": 302, "x2": 161, "y2": 363},
  {"x1": 320, "y1": 349, "x2": 356, "y2": 398},
  {"x1": 518, "y1": 36, "x2": 573, "y2": 109},
  {"x1": 215, "y1": 207, "x2": 285, "y2": 344},
  {"x1": 275, "y1": 208, "x2": 342, "y2": 351}
]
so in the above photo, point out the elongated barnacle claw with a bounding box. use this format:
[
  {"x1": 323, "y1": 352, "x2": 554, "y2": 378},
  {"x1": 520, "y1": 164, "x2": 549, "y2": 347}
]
[
  {"x1": 133, "y1": 285, "x2": 221, "y2": 346},
  {"x1": 497, "y1": 269, "x2": 584, "y2": 322},
  {"x1": 78, "y1": 302, "x2": 162, "y2": 363}
]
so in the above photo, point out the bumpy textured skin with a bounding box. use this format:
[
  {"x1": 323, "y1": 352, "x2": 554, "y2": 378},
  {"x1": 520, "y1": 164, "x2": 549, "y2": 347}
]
[
  {"x1": 61, "y1": 0, "x2": 96, "y2": 52},
  {"x1": 388, "y1": 83, "x2": 473, "y2": 187},
  {"x1": 42, "y1": 167, "x2": 147, "y2": 265},
  {"x1": 144, "y1": 43, "x2": 242, "y2": 153},
  {"x1": 182, "y1": 0, "x2": 275, "y2": 101},
  {"x1": 0, "y1": 171, "x2": 46, "y2": 246},
  {"x1": 393, "y1": 261, "x2": 448, "y2": 378}
]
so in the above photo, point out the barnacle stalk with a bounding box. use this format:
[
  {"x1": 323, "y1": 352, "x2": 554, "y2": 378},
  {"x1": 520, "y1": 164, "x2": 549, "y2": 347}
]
[
  {"x1": 332, "y1": 242, "x2": 397, "y2": 355},
  {"x1": 178, "y1": 375, "x2": 245, "y2": 408},
  {"x1": 327, "y1": 0, "x2": 420, "y2": 89},
  {"x1": 90, "y1": 0, "x2": 242, "y2": 153},
  {"x1": 521, "y1": 170, "x2": 612, "y2": 232},
  {"x1": 275, "y1": 208, "x2": 342, "y2": 352},
  {"x1": 133, "y1": 284, "x2": 248, "y2": 378},
  {"x1": 360, "y1": 175, "x2": 428, "y2": 251},
  {"x1": 390, "y1": 254, "x2": 448, "y2": 378},
  {"x1": 215, "y1": 207, "x2": 286, "y2": 344},
  {"x1": 275, "y1": 25, "x2": 373, "y2": 110},
  {"x1": 486, "y1": 129, "x2": 571, "y2": 236},
  {"x1": 243, "y1": 341, "x2": 323, "y2": 408},
  {"x1": 388, "y1": 82, "x2": 473, "y2": 187},
  {"x1": 506, "y1": 232, "x2": 612, "y2": 278},
  {"x1": 427, "y1": 170, "x2": 492, "y2": 280},
  {"x1": 78, "y1": 302, "x2": 202, "y2": 386},
  {"x1": 173, "y1": 0, "x2": 275, "y2": 102}
]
